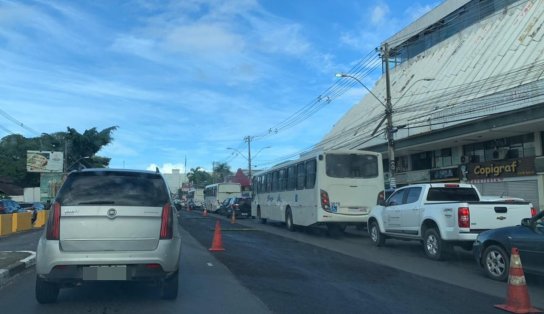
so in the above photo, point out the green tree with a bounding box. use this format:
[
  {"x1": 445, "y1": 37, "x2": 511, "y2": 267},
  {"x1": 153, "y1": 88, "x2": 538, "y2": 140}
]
[
  {"x1": 186, "y1": 167, "x2": 212, "y2": 188},
  {"x1": 213, "y1": 162, "x2": 232, "y2": 183},
  {"x1": 0, "y1": 126, "x2": 117, "y2": 187}
]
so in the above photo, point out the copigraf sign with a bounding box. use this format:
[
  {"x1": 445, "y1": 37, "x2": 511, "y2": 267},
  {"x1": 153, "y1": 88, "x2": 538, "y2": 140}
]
[{"x1": 468, "y1": 157, "x2": 535, "y2": 180}]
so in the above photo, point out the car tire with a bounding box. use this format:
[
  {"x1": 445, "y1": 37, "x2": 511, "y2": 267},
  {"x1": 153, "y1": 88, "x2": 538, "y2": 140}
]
[
  {"x1": 369, "y1": 221, "x2": 385, "y2": 247},
  {"x1": 285, "y1": 208, "x2": 295, "y2": 232},
  {"x1": 161, "y1": 272, "x2": 179, "y2": 300},
  {"x1": 257, "y1": 207, "x2": 267, "y2": 224},
  {"x1": 482, "y1": 245, "x2": 509, "y2": 281},
  {"x1": 423, "y1": 228, "x2": 451, "y2": 261},
  {"x1": 35, "y1": 276, "x2": 59, "y2": 304}
]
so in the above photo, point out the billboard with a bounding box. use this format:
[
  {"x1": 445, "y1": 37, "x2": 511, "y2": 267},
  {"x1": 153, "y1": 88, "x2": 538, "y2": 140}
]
[{"x1": 27, "y1": 151, "x2": 64, "y2": 173}]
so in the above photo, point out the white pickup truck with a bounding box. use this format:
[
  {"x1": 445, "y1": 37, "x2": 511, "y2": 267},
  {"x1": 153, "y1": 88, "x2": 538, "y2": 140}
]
[{"x1": 368, "y1": 183, "x2": 536, "y2": 260}]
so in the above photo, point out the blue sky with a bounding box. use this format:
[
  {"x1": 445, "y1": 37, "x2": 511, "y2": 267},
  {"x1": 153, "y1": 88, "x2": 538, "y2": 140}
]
[{"x1": 0, "y1": 0, "x2": 439, "y2": 174}]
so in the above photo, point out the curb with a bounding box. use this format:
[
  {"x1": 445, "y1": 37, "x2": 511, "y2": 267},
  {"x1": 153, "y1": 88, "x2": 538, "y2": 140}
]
[{"x1": 0, "y1": 251, "x2": 36, "y2": 287}]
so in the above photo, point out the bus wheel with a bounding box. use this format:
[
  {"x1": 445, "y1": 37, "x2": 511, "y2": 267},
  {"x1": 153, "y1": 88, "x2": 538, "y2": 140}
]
[
  {"x1": 257, "y1": 207, "x2": 267, "y2": 224},
  {"x1": 285, "y1": 208, "x2": 295, "y2": 232}
]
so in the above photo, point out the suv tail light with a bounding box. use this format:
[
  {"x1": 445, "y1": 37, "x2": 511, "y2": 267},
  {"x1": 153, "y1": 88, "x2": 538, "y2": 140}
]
[
  {"x1": 46, "y1": 202, "x2": 61, "y2": 240},
  {"x1": 531, "y1": 207, "x2": 537, "y2": 217},
  {"x1": 458, "y1": 207, "x2": 470, "y2": 228},
  {"x1": 160, "y1": 203, "x2": 173, "y2": 239},
  {"x1": 320, "y1": 190, "x2": 330, "y2": 212}
]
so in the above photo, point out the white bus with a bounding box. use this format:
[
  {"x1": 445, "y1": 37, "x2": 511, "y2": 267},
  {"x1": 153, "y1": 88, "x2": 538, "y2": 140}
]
[
  {"x1": 252, "y1": 149, "x2": 384, "y2": 233},
  {"x1": 204, "y1": 183, "x2": 242, "y2": 212}
]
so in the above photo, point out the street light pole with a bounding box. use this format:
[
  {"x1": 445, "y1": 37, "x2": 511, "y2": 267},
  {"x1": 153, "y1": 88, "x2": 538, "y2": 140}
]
[
  {"x1": 245, "y1": 136, "x2": 252, "y2": 180},
  {"x1": 383, "y1": 43, "x2": 396, "y2": 189}
]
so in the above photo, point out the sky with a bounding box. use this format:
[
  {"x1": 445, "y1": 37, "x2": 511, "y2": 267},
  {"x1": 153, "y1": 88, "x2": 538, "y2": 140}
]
[{"x1": 0, "y1": 0, "x2": 440, "y2": 174}]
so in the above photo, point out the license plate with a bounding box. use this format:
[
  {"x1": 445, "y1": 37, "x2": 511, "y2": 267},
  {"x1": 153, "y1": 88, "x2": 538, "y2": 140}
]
[
  {"x1": 83, "y1": 266, "x2": 127, "y2": 281},
  {"x1": 349, "y1": 207, "x2": 368, "y2": 213}
]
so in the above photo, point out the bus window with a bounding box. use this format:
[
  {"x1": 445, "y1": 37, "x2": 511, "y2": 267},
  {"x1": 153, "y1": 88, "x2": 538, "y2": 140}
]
[
  {"x1": 296, "y1": 162, "x2": 305, "y2": 190},
  {"x1": 287, "y1": 165, "x2": 296, "y2": 190},
  {"x1": 272, "y1": 171, "x2": 279, "y2": 192},
  {"x1": 266, "y1": 173, "x2": 272, "y2": 192},
  {"x1": 306, "y1": 159, "x2": 316, "y2": 189},
  {"x1": 279, "y1": 168, "x2": 287, "y2": 191}
]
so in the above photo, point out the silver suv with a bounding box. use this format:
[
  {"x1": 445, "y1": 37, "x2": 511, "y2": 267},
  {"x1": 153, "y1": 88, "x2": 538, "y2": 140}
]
[{"x1": 35, "y1": 169, "x2": 181, "y2": 303}]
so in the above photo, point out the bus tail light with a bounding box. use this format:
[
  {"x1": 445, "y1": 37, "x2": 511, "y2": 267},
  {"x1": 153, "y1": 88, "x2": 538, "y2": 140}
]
[
  {"x1": 160, "y1": 203, "x2": 173, "y2": 239},
  {"x1": 531, "y1": 207, "x2": 538, "y2": 217},
  {"x1": 320, "y1": 190, "x2": 330, "y2": 212},
  {"x1": 46, "y1": 202, "x2": 61, "y2": 240},
  {"x1": 458, "y1": 207, "x2": 470, "y2": 228}
]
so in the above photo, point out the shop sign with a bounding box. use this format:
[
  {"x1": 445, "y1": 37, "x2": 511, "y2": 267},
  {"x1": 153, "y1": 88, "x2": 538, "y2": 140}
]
[
  {"x1": 430, "y1": 167, "x2": 459, "y2": 182},
  {"x1": 467, "y1": 157, "x2": 535, "y2": 180}
]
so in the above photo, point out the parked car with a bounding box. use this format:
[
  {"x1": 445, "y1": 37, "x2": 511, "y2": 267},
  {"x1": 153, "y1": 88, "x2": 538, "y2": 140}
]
[
  {"x1": 35, "y1": 169, "x2": 182, "y2": 303},
  {"x1": 224, "y1": 197, "x2": 252, "y2": 218},
  {"x1": 473, "y1": 210, "x2": 544, "y2": 281},
  {"x1": 0, "y1": 199, "x2": 24, "y2": 214}
]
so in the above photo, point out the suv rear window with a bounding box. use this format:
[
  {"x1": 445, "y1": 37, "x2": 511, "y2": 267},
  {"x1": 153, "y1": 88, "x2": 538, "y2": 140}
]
[{"x1": 56, "y1": 171, "x2": 170, "y2": 207}]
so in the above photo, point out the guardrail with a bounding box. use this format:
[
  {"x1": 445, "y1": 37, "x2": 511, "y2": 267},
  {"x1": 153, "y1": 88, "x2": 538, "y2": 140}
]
[{"x1": 0, "y1": 211, "x2": 48, "y2": 236}]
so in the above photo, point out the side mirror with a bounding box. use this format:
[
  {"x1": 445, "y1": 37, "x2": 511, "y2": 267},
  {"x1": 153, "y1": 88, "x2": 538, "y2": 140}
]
[
  {"x1": 378, "y1": 199, "x2": 386, "y2": 207},
  {"x1": 521, "y1": 218, "x2": 532, "y2": 227}
]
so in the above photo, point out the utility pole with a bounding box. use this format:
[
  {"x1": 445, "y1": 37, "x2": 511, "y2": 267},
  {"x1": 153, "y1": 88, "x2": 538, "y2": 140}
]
[
  {"x1": 383, "y1": 43, "x2": 396, "y2": 189},
  {"x1": 244, "y1": 136, "x2": 253, "y2": 180}
]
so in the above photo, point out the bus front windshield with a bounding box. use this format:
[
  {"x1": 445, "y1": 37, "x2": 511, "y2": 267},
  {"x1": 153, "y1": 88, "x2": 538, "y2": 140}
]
[{"x1": 326, "y1": 154, "x2": 378, "y2": 179}]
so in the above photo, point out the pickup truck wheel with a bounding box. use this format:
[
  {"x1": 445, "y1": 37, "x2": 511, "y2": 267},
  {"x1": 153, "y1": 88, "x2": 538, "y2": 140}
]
[
  {"x1": 423, "y1": 228, "x2": 451, "y2": 261},
  {"x1": 482, "y1": 245, "x2": 509, "y2": 281},
  {"x1": 369, "y1": 221, "x2": 385, "y2": 247},
  {"x1": 161, "y1": 272, "x2": 179, "y2": 300}
]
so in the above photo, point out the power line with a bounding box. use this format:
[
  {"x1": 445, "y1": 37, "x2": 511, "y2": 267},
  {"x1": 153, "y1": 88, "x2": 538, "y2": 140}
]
[{"x1": 0, "y1": 108, "x2": 40, "y2": 136}]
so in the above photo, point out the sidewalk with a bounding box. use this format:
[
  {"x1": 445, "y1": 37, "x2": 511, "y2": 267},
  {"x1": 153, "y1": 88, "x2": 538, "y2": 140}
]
[{"x1": 0, "y1": 251, "x2": 36, "y2": 287}]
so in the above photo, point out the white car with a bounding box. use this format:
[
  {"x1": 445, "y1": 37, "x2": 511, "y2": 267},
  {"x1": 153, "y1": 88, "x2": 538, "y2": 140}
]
[{"x1": 35, "y1": 169, "x2": 182, "y2": 303}]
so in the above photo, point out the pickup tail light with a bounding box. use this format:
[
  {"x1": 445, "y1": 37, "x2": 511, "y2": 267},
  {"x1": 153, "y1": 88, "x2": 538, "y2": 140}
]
[
  {"x1": 531, "y1": 207, "x2": 537, "y2": 217},
  {"x1": 160, "y1": 203, "x2": 173, "y2": 239},
  {"x1": 458, "y1": 207, "x2": 470, "y2": 228},
  {"x1": 320, "y1": 190, "x2": 330, "y2": 212},
  {"x1": 46, "y1": 202, "x2": 61, "y2": 240}
]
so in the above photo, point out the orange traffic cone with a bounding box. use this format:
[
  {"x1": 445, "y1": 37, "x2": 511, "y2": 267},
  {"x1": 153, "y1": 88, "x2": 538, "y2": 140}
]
[
  {"x1": 230, "y1": 210, "x2": 236, "y2": 224},
  {"x1": 495, "y1": 247, "x2": 542, "y2": 313},
  {"x1": 209, "y1": 220, "x2": 225, "y2": 252}
]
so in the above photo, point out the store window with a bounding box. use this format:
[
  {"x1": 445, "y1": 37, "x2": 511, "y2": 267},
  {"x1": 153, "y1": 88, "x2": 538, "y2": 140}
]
[
  {"x1": 463, "y1": 133, "x2": 535, "y2": 162},
  {"x1": 411, "y1": 151, "x2": 432, "y2": 171},
  {"x1": 432, "y1": 148, "x2": 452, "y2": 168}
]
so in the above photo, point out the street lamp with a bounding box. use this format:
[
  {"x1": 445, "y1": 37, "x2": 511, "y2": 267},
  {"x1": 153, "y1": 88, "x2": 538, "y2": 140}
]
[
  {"x1": 336, "y1": 72, "x2": 396, "y2": 188},
  {"x1": 67, "y1": 156, "x2": 91, "y2": 172}
]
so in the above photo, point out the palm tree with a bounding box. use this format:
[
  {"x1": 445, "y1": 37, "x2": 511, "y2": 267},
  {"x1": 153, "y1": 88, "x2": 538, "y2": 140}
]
[{"x1": 213, "y1": 162, "x2": 232, "y2": 183}]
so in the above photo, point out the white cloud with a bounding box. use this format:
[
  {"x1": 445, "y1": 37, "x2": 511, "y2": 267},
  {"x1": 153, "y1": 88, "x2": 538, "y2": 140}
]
[
  {"x1": 146, "y1": 163, "x2": 186, "y2": 174},
  {"x1": 371, "y1": 3, "x2": 390, "y2": 26}
]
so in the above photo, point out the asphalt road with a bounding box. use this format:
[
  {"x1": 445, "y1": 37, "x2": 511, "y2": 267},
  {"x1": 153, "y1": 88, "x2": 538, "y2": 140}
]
[
  {"x1": 0, "y1": 210, "x2": 542, "y2": 314},
  {"x1": 181, "y1": 212, "x2": 509, "y2": 314}
]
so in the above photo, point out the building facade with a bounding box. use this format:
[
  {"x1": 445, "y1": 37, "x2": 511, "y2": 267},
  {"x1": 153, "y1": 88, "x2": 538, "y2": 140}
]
[{"x1": 321, "y1": 0, "x2": 544, "y2": 209}]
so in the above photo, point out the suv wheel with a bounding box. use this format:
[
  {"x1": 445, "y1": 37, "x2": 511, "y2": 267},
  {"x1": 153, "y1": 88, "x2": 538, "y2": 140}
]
[
  {"x1": 35, "y1": 276, "x2": 59, "y2": 304},
  {"x1": 161, "y1": 272, "x2": 179, "y2": 300},
  {"x1": 482, "y1": 245, "x2": 509, "y2": 281}
]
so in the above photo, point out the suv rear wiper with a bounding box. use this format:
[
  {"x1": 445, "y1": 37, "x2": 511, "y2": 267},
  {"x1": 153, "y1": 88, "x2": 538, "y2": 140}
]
[{"x1": 78, "y1": 201, "x2": 116, "y2": 205}]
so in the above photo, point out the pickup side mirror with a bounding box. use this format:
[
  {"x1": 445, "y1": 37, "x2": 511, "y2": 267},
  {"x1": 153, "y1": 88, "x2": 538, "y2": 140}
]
[{"x1": 378, "y1": 199, "x2": 386, "y2": 206}]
